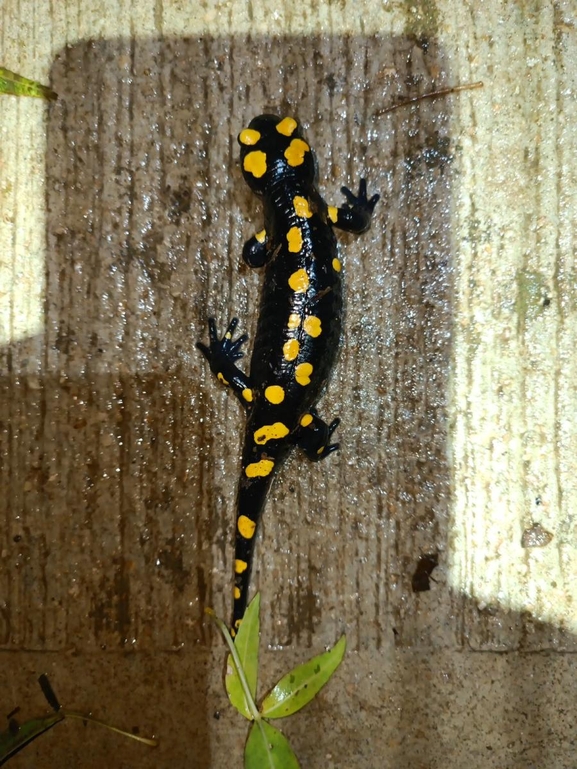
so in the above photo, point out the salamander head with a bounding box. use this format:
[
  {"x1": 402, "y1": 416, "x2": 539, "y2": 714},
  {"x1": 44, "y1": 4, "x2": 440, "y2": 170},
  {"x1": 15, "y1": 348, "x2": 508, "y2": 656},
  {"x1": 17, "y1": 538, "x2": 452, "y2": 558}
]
[{"x1": 238, "y1": 114, "x2": 317, "y2": 195}]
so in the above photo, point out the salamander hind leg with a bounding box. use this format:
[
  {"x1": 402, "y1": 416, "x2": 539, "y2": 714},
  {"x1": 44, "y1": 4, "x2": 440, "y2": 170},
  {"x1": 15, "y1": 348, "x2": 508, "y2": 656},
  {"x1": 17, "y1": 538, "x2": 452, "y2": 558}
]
[
  {"x1": 196, "y1": 318, "x2": 254, "y2": 408},
  {"x1": 295, "y1": 411, "x2": 340, "y2": 461}
]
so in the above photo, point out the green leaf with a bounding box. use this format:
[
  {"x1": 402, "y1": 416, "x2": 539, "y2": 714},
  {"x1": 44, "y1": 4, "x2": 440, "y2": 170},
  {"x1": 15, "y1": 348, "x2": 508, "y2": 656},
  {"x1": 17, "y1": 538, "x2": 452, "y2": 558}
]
[
  {"x1": 0, "y1": 712, "x2": 64, "y2": 764},
  {"x1": 244, "y1": 720, "x2": 300, "y2": 769},
  {"x1": 225, "y1": 593, "x2": 260, "y2": 719},
  {"x1": 260, "y1": 634, "x2": 346, "y2": 719},
  {"x1": 0, "y1": 67, "x2": 57, "y2": 100}
]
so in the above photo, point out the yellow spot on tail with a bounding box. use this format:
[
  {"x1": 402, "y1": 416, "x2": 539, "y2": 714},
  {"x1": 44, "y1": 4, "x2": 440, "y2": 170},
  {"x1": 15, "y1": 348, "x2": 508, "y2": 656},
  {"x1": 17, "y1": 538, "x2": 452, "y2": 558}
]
[
  {"x1": 303, "y1": 315, "x2": 322, "y2": 337},
  {"x1": 234, "y1": 586, "x2": 241, "y2": 599},
  {"x1": 276, "y1": 117, "x2": 297, "y2": 136},
  {"x1": 238, "y1": 514, "x2": 257, "y2": 538},
  {"x1": 264, "y1": 385, "x2": 285, "y2": 404},
  {"x1": 288, "y1": 268, "x2": 309, "y2": 292},
  {"x1": 217, "y1": 372, "x2": 229, "y2": 385},
  {"x1": 245, "y1": 458, "x2": 275, "y2": 477},
  {"x1": 255, "y1": 229, "x2": 266, "y2": 243},
  {"x1": 295, "y1": 362, "x2": 313, "y2": 385},
  {"x1": 300, "y1": 413, "x2": 313, "y2": 427},
  {"x1": 242, "y1": 388, "x2": 253, "y2": 403},
  {"x1": 332, "y1": 257, "x2": 342, "y2": 272},
  {"x1": 328, "y1": 206, "x2": 338, "y2": 223},
  {"x1": 293, "y1": 196, "x2": 312, "y2": 218},
  {"x1": 235, "y1": 559, "x2": 248, "y2": 574},
  {"x1": 288, "y1": 313, "x2": 301, "y2": 329},
  {"x1": 244, "y1": 150, "x2": 267, "y2": 178},
  {"x1": 254, "y1": 422, "x2": 290, "y2": 445},
  {"x1": 284, "y1": 138, "x2": 309, "y2": 167},
  {"x1": 239, "y1": 128, "x2": 261, "y2": 145},
  {"x1": 283, "y1": 339, "x2": 300, "y2": 361},
  {"x1": 287, "y1": 226, "x2": 303, "y2": 253}
]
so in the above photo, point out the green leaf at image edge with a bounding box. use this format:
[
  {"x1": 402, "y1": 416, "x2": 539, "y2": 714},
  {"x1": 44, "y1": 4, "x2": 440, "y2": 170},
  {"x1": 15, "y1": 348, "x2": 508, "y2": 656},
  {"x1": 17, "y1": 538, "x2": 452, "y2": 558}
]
[
  {"x1": 244, "y1": 720, "x2": 300, "y2": 769},
  {"x1": 0, "y1": 713, "x2": 63, "y2": 764},
  {"x1": 225, "y1": 593, "x2": 260, "y2": 720},
  {"x1": 0, "y1": 67, "x2": 57, "y2": 100},
  {"x1": 260, "y1": 634, "x2": 346, "y2": 720}
]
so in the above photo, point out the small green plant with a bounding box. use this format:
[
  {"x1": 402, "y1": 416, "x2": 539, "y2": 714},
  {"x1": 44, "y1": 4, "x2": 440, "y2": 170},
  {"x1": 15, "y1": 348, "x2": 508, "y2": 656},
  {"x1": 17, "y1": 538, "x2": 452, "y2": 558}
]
[
  {"x1": 0, "y1": 674, "x2": 156, "y2": 765},
  {"x1": 0, "y1": 67, "x2": 57, "y2": 100},
  {"x1": 208, "y1": 594, "x2": 346, "y2": 768}
]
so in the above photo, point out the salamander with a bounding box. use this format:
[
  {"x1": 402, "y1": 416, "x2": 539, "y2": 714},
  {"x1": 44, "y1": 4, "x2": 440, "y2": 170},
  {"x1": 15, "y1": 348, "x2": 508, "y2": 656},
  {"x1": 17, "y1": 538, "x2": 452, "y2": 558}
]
[{"x1": 197, "y1": 114, "x2": 379, "y2": 635}]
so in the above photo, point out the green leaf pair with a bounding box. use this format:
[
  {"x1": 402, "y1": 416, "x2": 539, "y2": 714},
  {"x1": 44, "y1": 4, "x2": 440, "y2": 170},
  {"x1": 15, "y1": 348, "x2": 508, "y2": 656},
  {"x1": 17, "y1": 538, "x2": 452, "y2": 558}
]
[{"x1": 208, "y1": 594, "x2": 346, "y2": 768}]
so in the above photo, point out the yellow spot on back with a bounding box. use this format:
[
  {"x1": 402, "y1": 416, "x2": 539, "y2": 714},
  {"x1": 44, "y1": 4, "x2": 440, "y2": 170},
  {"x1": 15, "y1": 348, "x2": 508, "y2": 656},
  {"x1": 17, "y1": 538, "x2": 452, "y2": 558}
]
[
  {"x1": 288, "y1": 268, "x2": 309, "y2": 292},
  {"x1": 234, "y1": 586, "x2": 241, "y2": 599},
  {"x1": 242, "y1": 388, "x2": 253, "y2": 403},
  {"x1": 300, "y1": 413, "x2": 313, "y2": 427},
  {"x1": 303, "y1": 315, "x2": 322, "y2": 337},
  {"x1": 284, "y1": 138, "x2": 309, "y2": 167},
  {"x1": 235, "y1": 559, "x2": 248, "y2": 574},
  {"x1": 255, "y1": 229, "x2": 266, "y2": 243},
  {"x1": 287, "y1": 226, "x2": 303, "y2": 253},
  {"x1": 328, "y1": 206, "x2": 338, "y2": 223},
  {"x1": 217, "y1": 372, "x2": 229, "y2": 385},
  {"x1": 244, "y1": 150, "x2": 267, "y2": 178},
  {"x1": 254, "y1": 422, "x2": 290, "y2": 445},
  {"x1": 283, "y1": 339, "x2": 300, "y2": 361},
  {"x1": 238, "y1": 514, "x2": 257, "y2": 538},
  {"x1": 231, "y1": 628, "x2": 236, "y2": 637},
  {"x1": 239, "y1": 128, "x2": 261, "y2": 145},
  {"x1": 332, "y1": 257, "x2": 342, "y2": 272},
  {"x1": 276, "y1": 117, "x2": 297, "y2": 136},
  {"x1": 293, "y1": 196, "x2": 312, "y2": 218},
  {"x1": 264, "y1": 385, "x2": 285, "y2": 404},
  {"x1": 245, "y1": 458, "x2": 275, "y2": 478},
  {"x1": 235, "y1": 619, "x2": 242, "y2": 628},
  {"x1": 288, "y1": 313, "x2": 301, "y2": 329},
  {"x1": 295, "y1": 362, "x2": 313, "y2": 386}
]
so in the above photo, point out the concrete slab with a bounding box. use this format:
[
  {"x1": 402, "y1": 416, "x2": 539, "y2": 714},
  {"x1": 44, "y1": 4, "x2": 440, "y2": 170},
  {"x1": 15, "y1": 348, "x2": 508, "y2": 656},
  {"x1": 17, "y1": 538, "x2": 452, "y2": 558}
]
[{"x1": 1, "y1": 1, "x2": 576, "y2": 767}]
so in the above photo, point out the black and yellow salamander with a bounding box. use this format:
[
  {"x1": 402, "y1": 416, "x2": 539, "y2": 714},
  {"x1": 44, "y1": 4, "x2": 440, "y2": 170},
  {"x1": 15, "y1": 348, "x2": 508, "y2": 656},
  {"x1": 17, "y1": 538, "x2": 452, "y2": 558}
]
[{"x1": 197, "y1": 114, "x2": 379, "y2": 635}]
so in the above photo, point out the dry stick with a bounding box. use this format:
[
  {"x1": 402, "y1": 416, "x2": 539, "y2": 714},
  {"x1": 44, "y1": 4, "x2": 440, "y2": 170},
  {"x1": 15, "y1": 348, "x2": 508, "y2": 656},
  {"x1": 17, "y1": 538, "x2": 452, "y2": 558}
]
[{"x1": 374, "y1": 81, "x2": 484, "y2": 117}]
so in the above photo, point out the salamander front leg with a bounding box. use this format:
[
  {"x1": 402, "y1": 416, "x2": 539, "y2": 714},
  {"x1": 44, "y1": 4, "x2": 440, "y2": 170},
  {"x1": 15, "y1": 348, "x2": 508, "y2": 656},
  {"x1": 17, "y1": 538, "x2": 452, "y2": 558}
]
[
  {"x1": 328, "y1": 178, "x2": 380, "y2": 234},
  {"x1": 242, "y1": 229, "x2": 269, "y2": 267},
  {"x1": 196, "y1": 318, "x2": 254, "y2": 409},
  {"x1": 295, "y1": 411, "x2": 340, "y2": 461}
]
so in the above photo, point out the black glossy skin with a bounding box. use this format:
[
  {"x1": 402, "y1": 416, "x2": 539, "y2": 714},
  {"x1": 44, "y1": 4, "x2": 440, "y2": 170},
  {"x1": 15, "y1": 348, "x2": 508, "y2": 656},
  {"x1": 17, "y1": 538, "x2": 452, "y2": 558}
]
[{"x1": 197, "y1": 114, "x2": 379, "y2": 634}]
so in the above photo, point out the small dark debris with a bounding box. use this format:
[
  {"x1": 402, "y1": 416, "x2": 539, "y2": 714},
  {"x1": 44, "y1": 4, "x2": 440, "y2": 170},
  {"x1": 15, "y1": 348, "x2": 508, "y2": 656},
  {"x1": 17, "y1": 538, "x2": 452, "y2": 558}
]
[
  {"x1": 167, "y1": 184, "x2": 192, "y2": 224},
  {"x1": 521, "y1": 522, "x2": 554, "y2": 548},
  {"x1": 8, "y1": 717, "x2": 20, "y2": 735},
  {"x1": 411, "y1": 553, "x2": 439, "y2": 592},
  {"x1": 39, "y1": 674, "x2": 61, "y2": 712}
]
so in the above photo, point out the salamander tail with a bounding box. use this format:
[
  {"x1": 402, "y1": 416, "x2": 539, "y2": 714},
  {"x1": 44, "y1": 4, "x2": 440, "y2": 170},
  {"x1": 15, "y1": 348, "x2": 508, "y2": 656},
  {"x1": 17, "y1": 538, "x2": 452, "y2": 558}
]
[{"x1": 230, "y1": 471, "x2": 274, "y2": 637}]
